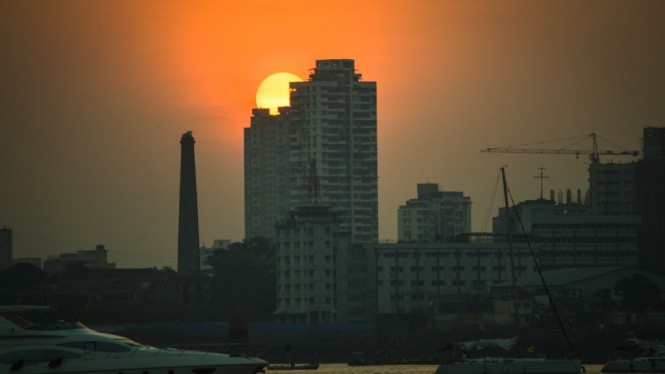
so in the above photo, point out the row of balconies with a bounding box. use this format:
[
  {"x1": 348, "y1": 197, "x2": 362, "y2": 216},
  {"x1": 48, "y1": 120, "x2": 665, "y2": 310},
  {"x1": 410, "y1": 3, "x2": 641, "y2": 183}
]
[{"x1": 276, "y1": 298, "x2": 337, "y2": 310}]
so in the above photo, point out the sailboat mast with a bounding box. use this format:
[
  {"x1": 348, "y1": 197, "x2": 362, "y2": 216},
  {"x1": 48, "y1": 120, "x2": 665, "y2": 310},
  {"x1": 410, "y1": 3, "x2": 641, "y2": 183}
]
[
  {"x1": 501, "y1": 167, "x2": 576, "y2": 355},
  {"x1": 501, "y1": 167, "x2": 520, "y2": 337}
]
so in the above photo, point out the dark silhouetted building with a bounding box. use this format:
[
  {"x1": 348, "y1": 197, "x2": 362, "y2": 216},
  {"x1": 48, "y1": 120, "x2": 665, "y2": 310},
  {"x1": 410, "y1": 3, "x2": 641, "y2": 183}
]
[
  {"x1": 244, "y1": 108, "x2": 291, "y2": 240},
  {"x1": 43, "y1": 244, "x2": 116, "y2": 275},
  {"x1": 178, "y1": 131, "x2": 201, "y2": 276},
  {"x1": 637, "y1": 126, "x2": 665, "y2": 275},
  {"x1": 0, "y1": 227, "x2": 12, "y2": 271}
]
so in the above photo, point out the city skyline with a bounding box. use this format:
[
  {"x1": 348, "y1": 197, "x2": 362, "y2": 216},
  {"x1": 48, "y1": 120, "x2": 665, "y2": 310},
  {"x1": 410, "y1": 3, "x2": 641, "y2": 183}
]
[{"x1": 1, "y1": 1, "x2": 663, "y2": 268}]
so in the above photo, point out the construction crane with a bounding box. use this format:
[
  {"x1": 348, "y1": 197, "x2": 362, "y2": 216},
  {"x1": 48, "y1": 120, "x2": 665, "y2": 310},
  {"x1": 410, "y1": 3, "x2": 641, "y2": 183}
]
[{"x1": 481, "y1": 133, "x2": 639, "y2": 164}]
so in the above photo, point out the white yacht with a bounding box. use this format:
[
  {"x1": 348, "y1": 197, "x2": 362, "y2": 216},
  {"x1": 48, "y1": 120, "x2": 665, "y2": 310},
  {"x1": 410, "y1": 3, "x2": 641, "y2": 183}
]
[
  {"x1": 435, "y1": 338, "x2": 582, "y2": 374},
  {"x1": 436, "y1": 355, "x2": 582, "y2": 374},
  {"x1": 602, "y1": 352, "x2": 665, "y2": 373},
  {"x1": 602, "y1": 338, "x2": 665, "y2": 373},
  {"x1": 0, "y1": 305, "x2": 267, "y2": 374}
]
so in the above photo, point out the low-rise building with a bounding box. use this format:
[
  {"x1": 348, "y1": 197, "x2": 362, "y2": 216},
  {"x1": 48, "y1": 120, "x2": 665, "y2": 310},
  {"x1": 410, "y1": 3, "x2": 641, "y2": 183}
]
[
  {"x1": 43, "y1": 244, "x2": 116, "y2": 275},
  {"x1": 200, "y1": 239, "x2": 232, "y2": 277},
  {"x1": 371, "y1": 232, "x2": 641, "y2": 317},
  {"x1": 13, "y1": 257, "x2": 42, "y2": 269},
  {"x1": 274, "y1": 206, "x2": 352, "y2": 323},
  {"x1": 398, "y1": 183, "x2": 471, "y2": 243},
  {"x1": 492, "y1": 199, "x2": 640, "y2": 274}
]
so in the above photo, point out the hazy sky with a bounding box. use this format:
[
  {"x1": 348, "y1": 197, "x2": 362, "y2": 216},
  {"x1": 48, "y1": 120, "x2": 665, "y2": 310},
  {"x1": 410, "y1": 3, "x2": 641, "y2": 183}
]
[{"x1": 1, "y1": 1, "x2": 663, "y2": 268}]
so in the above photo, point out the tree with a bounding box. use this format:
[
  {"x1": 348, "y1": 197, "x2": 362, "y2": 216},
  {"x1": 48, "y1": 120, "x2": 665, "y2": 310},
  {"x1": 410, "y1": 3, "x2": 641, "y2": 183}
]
[
  {"x1": 615, "y1": 273, "x2": 662, "y2": 313},
  {"x1": 0, "y1": 263, "x2": 50, "y2": 305},
  {"x1": 208, "y1": 237, "x2": 276, "y2": 321}
]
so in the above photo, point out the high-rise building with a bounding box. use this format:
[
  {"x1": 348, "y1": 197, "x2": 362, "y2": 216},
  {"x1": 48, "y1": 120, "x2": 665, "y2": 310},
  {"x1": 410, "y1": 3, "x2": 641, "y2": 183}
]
[
  {"x1": 178, "y1": 131, "x2": 201, "y2": 275},
  {"x1": 642, "y1": 126, "x2": 665, "y2": 160},
  {"x1": 588, "y1": 162, "x2": 637, "y2": 215},
  {"x1": 244, "y1": 108, "x2": 291, "y2": 240},
  {"x1": 0, "y1": 227, "x2": 12, "y2": 271},
  {"x1": 397, "y1": 183, "x2": 472, "y2": 243},
  {"x1": 637, "y1": 126, "x2": 665, "y2": 274},
  {"x1": 244, "y1": 59, "x2": 378, "y2": 243}
]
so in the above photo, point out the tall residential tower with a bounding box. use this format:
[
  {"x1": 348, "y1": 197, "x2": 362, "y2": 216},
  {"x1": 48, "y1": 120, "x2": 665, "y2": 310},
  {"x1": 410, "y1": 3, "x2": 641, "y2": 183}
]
[
  {"x1": 244, "y1": 108, "x2": 291, "y2": 240},
  {"x1": 637, "y1": 126, "x2": 665, "y2": 274},
  {"x1": 245, "y1": 59, "x2": 378, "y2": 243}
]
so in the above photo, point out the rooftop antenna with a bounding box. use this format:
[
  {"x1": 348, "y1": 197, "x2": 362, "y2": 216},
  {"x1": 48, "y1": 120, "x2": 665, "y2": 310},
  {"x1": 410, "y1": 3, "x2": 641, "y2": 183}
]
[
  {"x1": 534, "y1": 167, "x2": 549, "y2": 200},
  {"x1": 305, "y1": 158, "x2": 320, "y2": 205}
]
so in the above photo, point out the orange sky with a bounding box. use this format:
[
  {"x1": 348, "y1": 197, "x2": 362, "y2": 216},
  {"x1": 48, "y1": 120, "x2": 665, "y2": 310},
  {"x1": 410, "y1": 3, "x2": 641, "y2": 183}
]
[{"x1": 1, "y1": 0, "x2": 663, "y2": 268}]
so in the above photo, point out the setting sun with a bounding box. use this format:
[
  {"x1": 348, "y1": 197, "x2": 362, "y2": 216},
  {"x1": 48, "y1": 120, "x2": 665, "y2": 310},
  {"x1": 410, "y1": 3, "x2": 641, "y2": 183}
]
[{"x1": 256, "y1": 72, "x2": 303, "y2": 115}]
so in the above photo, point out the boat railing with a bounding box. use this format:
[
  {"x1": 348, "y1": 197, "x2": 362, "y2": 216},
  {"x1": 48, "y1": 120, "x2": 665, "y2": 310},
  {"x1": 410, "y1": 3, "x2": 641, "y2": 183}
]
[{"x1": 166, "y1": 342, "x2": 269, "y2": 357}]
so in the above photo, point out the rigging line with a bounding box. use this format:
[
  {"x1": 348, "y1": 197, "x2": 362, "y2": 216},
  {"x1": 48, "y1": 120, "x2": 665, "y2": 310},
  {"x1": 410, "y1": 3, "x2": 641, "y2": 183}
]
[
  {"x1": 596, "y1": 133, "x2": 632, "y2": 152},
  {"x1": 481, "y1": 171, "x2": 501, "y2": 232},
  {"x1": 490, "y1": 134, "x2": 587, "y2": 150},
  {"x1": 507, "y1": 189, "x2": 576, "y2": 355},
  {"x1": 558, "y1": 136, "x2": 589, "y2": 151}
]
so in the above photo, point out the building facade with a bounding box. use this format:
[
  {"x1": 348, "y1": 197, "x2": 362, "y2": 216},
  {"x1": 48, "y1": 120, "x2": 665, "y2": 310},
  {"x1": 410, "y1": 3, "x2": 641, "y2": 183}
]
[
  {"x1": 374, "y1": 193, "x2": 640, "y2": 315},
  {"x1": 371, "y1": 234, "x2": 640, "y2": 315},
  {"x1": 244, "y1": 108, "x2": 291, "y2": 240},
  {"x1": 637, "y1": 126, "x2": 665, "y2": 274},
  {"x1": 588, "y1": 162, "x2": 637, "y2": 215},
  {"x1": 492, "y1": 199, "x2": 639, "y2": 275},
  {"x1": 289, "y1": 59, "x2": 378, "y2": 243},
  {"x1": 397, "y1": 183, "x2": 471, "y2": 243},
  {"x1": 244, "y1": 59, "x2": 378, "y2": 244},
  {"x1": 274, "y1": 206, "x2": 352, "y2": 323}
]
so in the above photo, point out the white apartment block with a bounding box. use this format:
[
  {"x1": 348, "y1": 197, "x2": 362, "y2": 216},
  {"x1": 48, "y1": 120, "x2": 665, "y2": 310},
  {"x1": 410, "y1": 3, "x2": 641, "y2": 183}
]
[
  {"x1": 376, "y1": 195, "x2": 638, "y2": 315},
  {"x1": 398, "y1": 183, "x2": 471, "y2": 242},
  {"x1": 373, "y1": 242, "x2": 517, "y2": 314},
  {"x1": 274, "y1": 206, "x2": 351, "y2": 323},
  {"x1": 372, "y1": 227, "x2": 639, "y2": 314}
]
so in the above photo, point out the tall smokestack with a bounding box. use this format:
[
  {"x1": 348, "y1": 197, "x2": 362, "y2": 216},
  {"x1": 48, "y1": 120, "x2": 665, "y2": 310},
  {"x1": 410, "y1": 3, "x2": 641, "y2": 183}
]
[{"x1": 178, "y1": 131, "x2": 200, "y2": 276}]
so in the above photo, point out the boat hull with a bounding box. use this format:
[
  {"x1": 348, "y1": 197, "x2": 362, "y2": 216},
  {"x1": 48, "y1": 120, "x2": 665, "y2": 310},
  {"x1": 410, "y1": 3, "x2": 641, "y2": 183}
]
[
  {"x1": 436, "y1": 358, "x2": 583, "y2": 374},
  {"x1": 0, "y1": 358, "x2": 266, "y2": 374},
  {"x1": 268, "y1": 363, "x2": 320, "y2": 370},
  {"x1": 602, "y1": 357, "x2": 665, "y2": 373},
  {"x1": 1, "y1": 306, "x2": 267, "y2": 374}
]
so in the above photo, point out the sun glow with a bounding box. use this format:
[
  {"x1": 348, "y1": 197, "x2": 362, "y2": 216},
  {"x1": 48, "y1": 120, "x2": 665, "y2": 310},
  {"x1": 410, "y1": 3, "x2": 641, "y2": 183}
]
[{"x1": 256, "y1": 72, "x2": 302, "y2": 115}]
